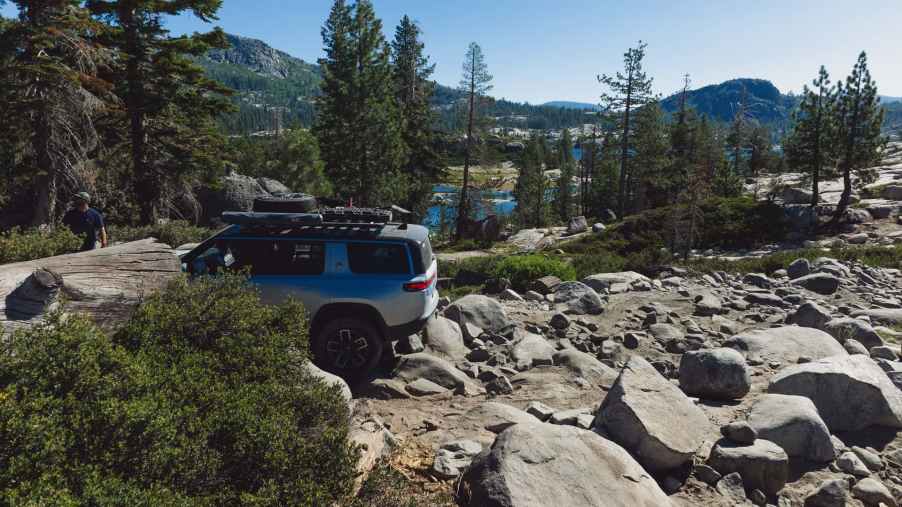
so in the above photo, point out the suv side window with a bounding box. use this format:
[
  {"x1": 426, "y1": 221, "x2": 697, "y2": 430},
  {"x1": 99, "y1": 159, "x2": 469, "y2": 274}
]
[
  {"x1": 232, "y1": 240, "x2": 325, "y2": 275},
  {"x1": 347, "y1": 243, "x2": 409, "y2": 274}
]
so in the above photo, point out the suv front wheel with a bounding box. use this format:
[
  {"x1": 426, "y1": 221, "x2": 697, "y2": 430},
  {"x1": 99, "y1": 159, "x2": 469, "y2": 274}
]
[{"x1": 312, "y1": 318, "x2": 384, "y2": 383}]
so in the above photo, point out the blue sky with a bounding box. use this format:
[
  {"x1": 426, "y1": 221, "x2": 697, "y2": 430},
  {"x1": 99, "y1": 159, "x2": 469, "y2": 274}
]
[{"x1": 3, "y1": 1, "x2": 901, "y2": 103}]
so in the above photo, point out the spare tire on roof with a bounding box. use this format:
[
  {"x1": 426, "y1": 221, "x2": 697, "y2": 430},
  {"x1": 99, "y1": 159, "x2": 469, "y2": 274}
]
[{"x1": 252, "y1": 194, "x2": 317, "y2": 213}]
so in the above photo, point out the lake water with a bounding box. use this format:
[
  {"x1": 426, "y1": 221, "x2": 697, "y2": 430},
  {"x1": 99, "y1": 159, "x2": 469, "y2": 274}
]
[{"x1": 423, "y1": 146, "x2": 583, "y2": 229}]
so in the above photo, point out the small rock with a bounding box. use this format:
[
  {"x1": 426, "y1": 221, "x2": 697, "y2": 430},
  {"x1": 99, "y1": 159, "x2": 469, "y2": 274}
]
[
  {"x1": 844, "y1": 339, "x2": 869, "y2": 355},
  {"x1": 500, "y1": 288, "x2": 524, "y2": 301},
  {"x1": 749, "y1": 488, "x2": 767, "y2": 506},
  {"x1": 708, "y1": 439, "x2": 789, "y2": 496},
  {"x1": 851, "y1": 446, "x2": 883, "y2": 471},
  {"x1": 405, "y1": 378, "x2": 448, "y2": 396},
  {"x1": 525, "y1": 401, "x2": 555, "y2": 421},
  {"x1": 549, "y1": 312, "x2": 570, "y2": 330},
  {"x1": 722, "y1": 421, "x2": 758, "y2": 445},
  {"x1": 805, "y1": 479, "x2": 848, "y2": 507},
  {"x1": 851, "y1": 477, "x2": 896, "y2": 507},
  {"x1": 485, "y1": 375, "x2": 514, "y2": 395},
  {"x1": 433, "y1": 439, "x2": 482, "y2": 479},
  {"x1": 835, "y1": 451, "x2": 870, "y2": 477},
  {"x1": 788, "y1": 258, "x2": 811, "y2": 279},
  {"x1": 716, "y1": 472, "x2": 748, "y2": 504},
  {"x1": 871, "y1": 345, "x2": 898, "y2": 360},
  {"x1": 397, "y1": 334, "x2": 425, "y2": 354},
  {"x1": 679, "y1": 348, "x2": 752, "y2": 400},
  {"x1": 367, "y1": 378, "x2": 411, "y2": 400},
  {"x1": 694, "y1": 464, "x2": 722, "y2": 485}
]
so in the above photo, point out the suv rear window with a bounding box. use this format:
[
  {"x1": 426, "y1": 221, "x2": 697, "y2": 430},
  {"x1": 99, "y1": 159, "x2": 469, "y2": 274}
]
[{"x1": 347, "y1": 243, "x2": 409, "y2": 274}]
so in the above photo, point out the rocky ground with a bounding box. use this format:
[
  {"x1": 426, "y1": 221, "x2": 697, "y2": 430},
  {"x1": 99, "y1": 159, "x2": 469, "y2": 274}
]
[{"x1": 342, "y1": 254, "x2": 902, "y2": 506}]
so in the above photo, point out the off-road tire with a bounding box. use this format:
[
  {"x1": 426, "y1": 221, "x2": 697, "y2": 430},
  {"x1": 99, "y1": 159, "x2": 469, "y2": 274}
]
[
  {"x1": 252, "y1": 194, "x2": 317, "y2": 213},
  {"x1": 312, "y1": 318, "x2": 384, "y2": 383}
]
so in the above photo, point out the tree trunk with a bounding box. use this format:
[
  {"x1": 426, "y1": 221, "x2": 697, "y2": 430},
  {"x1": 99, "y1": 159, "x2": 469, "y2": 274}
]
[
  {"x1": 456, "y1": 64, "x2": 477, "y2": 240},
  {"x1": 618, "y1": 79, "x2": 632, "y2": 218},
  {"x1": 122, "y1": 12, "x2": 155, "y2": 225},
  {"x1": 31, "y1": 110, "x2": 56, "y2": 227}
]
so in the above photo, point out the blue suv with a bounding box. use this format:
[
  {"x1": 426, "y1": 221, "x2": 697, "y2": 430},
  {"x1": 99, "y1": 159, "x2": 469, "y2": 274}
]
[{"x1": 180, "y1": 208, "x2": 439, "y2": 381}]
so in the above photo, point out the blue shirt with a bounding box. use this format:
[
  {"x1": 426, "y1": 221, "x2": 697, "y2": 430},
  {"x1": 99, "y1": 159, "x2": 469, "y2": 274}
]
[{"x1": 63, "y1": 208, "x2": 104, "y2": 251}]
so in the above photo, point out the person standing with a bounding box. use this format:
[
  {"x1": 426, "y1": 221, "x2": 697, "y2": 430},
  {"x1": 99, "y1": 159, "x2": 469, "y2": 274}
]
[{"x1": 62, "y1": 192, "x2": 108, "y2": 251}]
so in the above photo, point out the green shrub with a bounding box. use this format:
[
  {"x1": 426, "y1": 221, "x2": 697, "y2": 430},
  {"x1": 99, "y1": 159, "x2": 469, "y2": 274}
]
[
  {"x1": 0, "y1": 227, "x2": 81, "y2": 264},
  {"x1": 107, "y1": 221, "x2": 214, "y2": 248},
  {"x1": 438, "y1": 255, "x2": 501, "y2": 283},
  {"x1": 491, "y1": 254, "x2": 576, "y2": 291},
  {"x1": 0, "y1": 274, "x2": 358, "y2": 505}
]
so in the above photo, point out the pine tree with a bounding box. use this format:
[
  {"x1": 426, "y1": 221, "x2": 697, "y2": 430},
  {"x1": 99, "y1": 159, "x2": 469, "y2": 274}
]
[
  {"x1": 829, "y1": 51, "x2": 885, "y2": 226},
  {"x1": 315, "y1": 0, "x2": 406, "y2": 207},
  {"x1": 87, "y1": 0, "x2": 231, "y2": 224},
  {"x1": 1, "y1": 1, "x2": 108, "y2": 225},
  {"x1": 747, "y1": 124, "x2": 773, "y2": 199},
  {"x1": 598, "y1": 41, "x2": 655, "y2": 217},
  {"x1": 725, "y1": 85, "x2": 750, "y2": 177},
  {"x1": 391, "y1": 15, "x2": 445, "y2": 221},
  {"x1": 589, "y1": 129, "x2": 620, "y2": 217},
  {"x1": 553, "y1": 129, "x2": 576, "y2": 221},
  {"x1": 456, "y1": 41, "x2": 493, "y2": 238},
  {"x1": 630, "y1": 101, "x2": 670, "y2": 211},
  {"x1": 513, "y1": 135, "x2": 548, "y2": 228},
  {"x1": 784, "y1": 66, "x2": 836, "y2": 206}
]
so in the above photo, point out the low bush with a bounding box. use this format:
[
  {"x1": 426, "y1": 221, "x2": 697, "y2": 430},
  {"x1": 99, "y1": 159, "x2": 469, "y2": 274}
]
[
  {"x1": 491, "y1": 255, "x2": 576, "y2": 291},
  {"x1": 107, "y1": 221, "x2": 214, "y2": 248},
  {"x1": 0, "y1": 274, "x2": 358, "y2": 505},
  {"x1": 0, "y1": 227, "x2": 81, "y2": 264}
]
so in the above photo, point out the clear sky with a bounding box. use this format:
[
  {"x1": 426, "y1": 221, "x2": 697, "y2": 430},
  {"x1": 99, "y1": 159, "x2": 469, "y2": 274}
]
[{"x1": 3, "y1": 0, "x2": 901, "y2": 103}]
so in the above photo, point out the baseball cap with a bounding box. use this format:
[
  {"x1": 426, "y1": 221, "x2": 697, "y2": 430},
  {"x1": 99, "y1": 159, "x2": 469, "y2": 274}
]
[{"x1": 73, "y1": 192, "x2": 91, "y2": 203}]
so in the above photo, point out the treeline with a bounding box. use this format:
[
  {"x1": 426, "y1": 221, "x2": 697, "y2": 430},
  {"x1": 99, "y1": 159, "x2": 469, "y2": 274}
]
[{"x1": 510, "y1": 43, "x2": 887, "y2": 247}]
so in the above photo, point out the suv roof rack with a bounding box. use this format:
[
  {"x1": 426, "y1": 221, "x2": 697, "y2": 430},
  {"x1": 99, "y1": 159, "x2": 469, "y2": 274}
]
[{"x1": 221, "y1": 208, "x2": 404, "y2": 235}]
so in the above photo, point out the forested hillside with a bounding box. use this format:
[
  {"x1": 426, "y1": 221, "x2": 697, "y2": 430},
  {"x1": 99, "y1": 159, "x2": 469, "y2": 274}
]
[{"x1": 199, "y1": 33, "x2": 588, "y2": 133}]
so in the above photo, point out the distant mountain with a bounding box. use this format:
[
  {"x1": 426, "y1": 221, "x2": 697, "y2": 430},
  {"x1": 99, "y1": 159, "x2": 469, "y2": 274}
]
[
  {"x1": 200, "y1": 33, "x2": 588, "y2": 134},
  {"x1": 659, "y1": 78, "x2": 798, "y2": 130},
  {"x1": 198, "y1": 34, "x2": 321, "y2": 133},
  {"x1": 880, "y1": 96, "x2": 902, "y2": 104},
  {"x1": 542, "y1": 101, "x2": 599, "y2": 110}
]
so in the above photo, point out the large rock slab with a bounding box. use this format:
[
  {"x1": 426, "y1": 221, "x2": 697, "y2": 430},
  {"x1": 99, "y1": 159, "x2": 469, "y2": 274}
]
[
  {"x1": 463, "y1": 423, "x2": 672, "y2": 507},
  {"x1": 679, "y1": 348, "x2": 751, "y2": 400},
  {"x1": 769, "y1": 355, "x2": 902, "y2": 431},
  {"x1": 423, "y1": 315, "x2": 469, "y2": 359},
  {"x1": 724, "y1": 326, "x2": 847, "y2": 364},
  {"x1": 444, "y1": 295, "x2": 513, "y2": 335},
  {"x1": 748, "y1": 394, "x2": 835, "y2": 462},
  {"x1": 707, "y1": 439, "x2": 789, "y2": 496},
  {"x1": 554, "y1": 281, "x2": 605, "y2": 315},
  {"x1": 594, "y1": 356, "x2": 713, "y2": 471}
]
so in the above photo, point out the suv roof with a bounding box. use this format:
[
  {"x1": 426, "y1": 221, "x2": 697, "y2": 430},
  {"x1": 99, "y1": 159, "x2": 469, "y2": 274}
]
[{"x1": 219, "y1": 211, "x2": 430, "y2": 244}]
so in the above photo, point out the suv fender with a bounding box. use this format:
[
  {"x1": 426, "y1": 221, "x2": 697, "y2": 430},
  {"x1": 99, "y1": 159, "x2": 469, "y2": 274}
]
[{"x1": 310, "y1": 303, "x2": 389, "y2": 342}]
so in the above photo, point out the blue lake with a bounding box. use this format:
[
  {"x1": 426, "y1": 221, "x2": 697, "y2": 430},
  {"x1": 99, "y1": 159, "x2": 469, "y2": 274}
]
[{"x1": 423, "y1": 145, "x2": 583, "y2": 229}]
